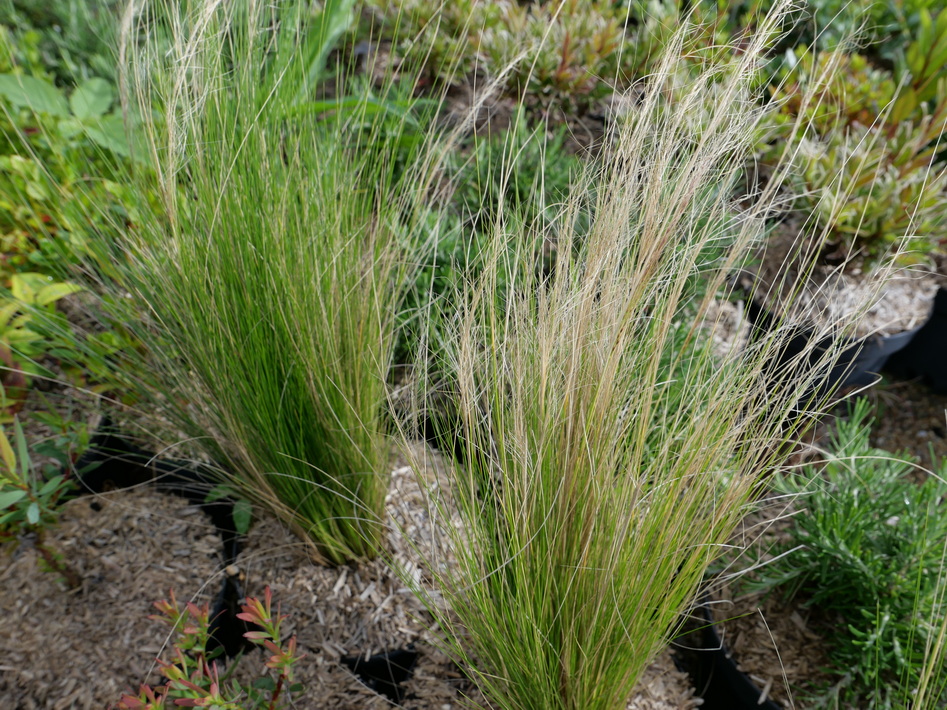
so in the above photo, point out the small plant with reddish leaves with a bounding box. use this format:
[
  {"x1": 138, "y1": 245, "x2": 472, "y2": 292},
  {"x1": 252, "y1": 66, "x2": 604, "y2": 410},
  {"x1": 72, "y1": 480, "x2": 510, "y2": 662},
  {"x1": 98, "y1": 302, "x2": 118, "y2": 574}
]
[{"x1": 113, "y1": 587, "x2": 304, "y2": 710}]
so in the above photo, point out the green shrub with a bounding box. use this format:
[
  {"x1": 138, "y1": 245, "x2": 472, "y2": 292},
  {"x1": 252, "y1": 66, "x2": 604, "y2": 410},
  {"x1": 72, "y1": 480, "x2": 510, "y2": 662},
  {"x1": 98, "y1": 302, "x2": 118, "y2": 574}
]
[
  {"x1": 0, "y1": 0, "x2": 121, "y2": 83},
  {"x1": 748, "y1": 398, "x2": 947, "y2": 708},
  {"x1": 761, "y1": 0, "x2": 943, "y2": 57},
  {"x1": 0, "y1": 418, "x2": 80, "y2": 588},
  {"x1": 452, "y1": 114, "x2": 580, "y2": 234},
  {"x1": 114, "y1": 587, "x2": 304, "y2": 709},
  {"x1": 366, "y1": 0, "x2": 640, "y2": 112},
  {"x1": 0, "y1": 26, "x2": 141, "y2": 412}
]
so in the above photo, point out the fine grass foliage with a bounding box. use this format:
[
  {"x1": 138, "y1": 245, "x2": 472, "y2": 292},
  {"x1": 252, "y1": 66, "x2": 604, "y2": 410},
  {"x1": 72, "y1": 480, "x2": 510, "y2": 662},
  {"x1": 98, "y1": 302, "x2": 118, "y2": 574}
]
[
  {"x1": 110, "y1": 0, "x2": 451, "y2": 564},
  {"x1": 396, "y1": 4, "x2": 891, "y2": 709}
]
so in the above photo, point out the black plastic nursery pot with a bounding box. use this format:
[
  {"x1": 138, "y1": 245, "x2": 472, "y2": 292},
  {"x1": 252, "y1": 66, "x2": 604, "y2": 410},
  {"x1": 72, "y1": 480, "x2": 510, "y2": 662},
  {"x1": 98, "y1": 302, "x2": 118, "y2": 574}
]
[
  {"x1": 882, "y1": 286, "x2": 947, "y2": 393},
  {"x1": 72, "y1": 422, "x2": 256, "y2": 657},
  {"x1": 669, "y1": 288, "x2": 947, "y2": 708},
  {"x1": 672, "y1": 604, "x2": 781, "y2": 710},
  {"x1": 341, "y1": 647, "x2": 420, "y2": 703},
  {"x1": 744, "y1": 286, "x2": 947, "y2": 397}
]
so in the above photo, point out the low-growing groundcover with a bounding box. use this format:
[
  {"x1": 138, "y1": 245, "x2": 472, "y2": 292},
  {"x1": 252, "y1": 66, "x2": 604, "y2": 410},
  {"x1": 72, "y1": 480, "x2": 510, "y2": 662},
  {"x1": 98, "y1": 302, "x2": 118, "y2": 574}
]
[{"x1": 744, "y1": 399, "x2": 947, "y2": 708}]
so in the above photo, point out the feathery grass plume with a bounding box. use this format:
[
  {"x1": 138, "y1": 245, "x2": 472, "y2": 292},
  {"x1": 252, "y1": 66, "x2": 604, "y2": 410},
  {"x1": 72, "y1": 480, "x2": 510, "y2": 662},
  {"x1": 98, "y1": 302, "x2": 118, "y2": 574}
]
[
  {"x1": 395, "y1": 3, "x2": 898, "y2": 709},
  {"x1": 109, "y1": 0, "x2": 464, "y2": 564}
]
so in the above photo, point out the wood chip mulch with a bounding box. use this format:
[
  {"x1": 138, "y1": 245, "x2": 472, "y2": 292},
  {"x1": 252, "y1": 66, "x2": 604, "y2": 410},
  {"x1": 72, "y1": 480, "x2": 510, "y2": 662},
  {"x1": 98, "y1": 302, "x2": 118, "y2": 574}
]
[
  {"x1": 708, "y1": 583, "x2": 840, "y2": 709},
  {"x1": 0, "y1": 487, "x2": 225, "y2": 709},
  {"x1": 0, "y1": 446, "x2": 698, "y2": 710}
]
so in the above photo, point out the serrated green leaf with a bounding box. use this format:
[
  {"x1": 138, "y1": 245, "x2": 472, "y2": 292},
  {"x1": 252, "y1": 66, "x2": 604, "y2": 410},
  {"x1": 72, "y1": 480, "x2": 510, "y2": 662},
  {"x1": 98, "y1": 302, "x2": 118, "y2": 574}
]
[
  {"x1": 70, "y1": 78, "x2": 113, "y2": 120},
  {"x1": 0, "y1": 488, "x2": 27, "y2": 509},
  {"x1": 0, "y1": 74, "x2": 69, "y2": 117},
  {"x1": 232, "y1": 499, "x2": 252, "y2": 535},
  {"x1": 26, "y1": 501, "x2": 39, "y2": 525}
]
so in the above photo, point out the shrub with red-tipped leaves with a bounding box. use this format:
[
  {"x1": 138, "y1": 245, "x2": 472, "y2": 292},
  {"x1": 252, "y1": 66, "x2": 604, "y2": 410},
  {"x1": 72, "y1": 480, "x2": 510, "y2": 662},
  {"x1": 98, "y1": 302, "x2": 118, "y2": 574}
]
[{"x1": 112, "y1": 587, "x2": 304, "y2": 710}]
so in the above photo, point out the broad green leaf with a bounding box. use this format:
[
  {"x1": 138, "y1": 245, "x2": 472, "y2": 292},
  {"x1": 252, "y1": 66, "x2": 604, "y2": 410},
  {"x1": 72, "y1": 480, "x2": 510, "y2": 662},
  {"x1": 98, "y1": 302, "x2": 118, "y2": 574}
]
[
  {"x1": 232, "y1": 499, "x2": 253, "y2": 535},
  {"x1": 84, "y1": 114, "x2": 131, "y2": 157},
  {"x1": 9, "y1": 275, "x2": 35, "y2": 304},
  {"x1": 58, "y1": 116, "x2": 84, "y2": 139},
  {"x1": 0, "y1": 429, "x2": 15, "y2": 476},
  {"x1": 0, "y1": 301, "x2": 20, "y2": 329},
  {"x1": 204, "y1": 484, "x2": 236, "y2": 503},
  {"x1": 0, "y1": 74, "x2": 69, "y2": 117},
  {"x1": 0, "y1": 488, "x2": 26, "y2": 509},
  {"x1": 289, "y1": 0, "x2": 357, "y2": 105},
  {"x1": 5, "y1": 326, "x2": 40, "y2": 343},
  {"x1": 891, "y1": 88, "x2": 918, "y2": 123},
  {"x1": 11, "y1": 273, "x2": 54, "y2": 304},
  {"x1": 70, "y1": 78, "x2": 113, "y2": 120},
  {"x1": 35, "y1": 282, "x2": 83, "y2": 307},
  {"x1": 26, "y1": 501, "x2": 39, "y2": 525}
]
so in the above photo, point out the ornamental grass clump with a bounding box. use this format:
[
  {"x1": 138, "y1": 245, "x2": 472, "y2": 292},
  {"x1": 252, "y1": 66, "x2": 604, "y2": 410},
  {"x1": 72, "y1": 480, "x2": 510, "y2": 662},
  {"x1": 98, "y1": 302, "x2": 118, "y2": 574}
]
[
  {"x1": 398, "y1": 5, "x2": 895, "y2": 709},
  {"x1": 112, "y1": 0, "x2": 450, "y2": 564}
]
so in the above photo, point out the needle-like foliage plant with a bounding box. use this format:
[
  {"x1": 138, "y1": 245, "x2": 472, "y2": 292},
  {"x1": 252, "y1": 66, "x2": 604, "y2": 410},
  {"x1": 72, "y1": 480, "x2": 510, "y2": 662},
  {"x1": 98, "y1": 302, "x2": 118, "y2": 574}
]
[{"x1": 747, "y1": 398, "x2": 947, "y2": 708}]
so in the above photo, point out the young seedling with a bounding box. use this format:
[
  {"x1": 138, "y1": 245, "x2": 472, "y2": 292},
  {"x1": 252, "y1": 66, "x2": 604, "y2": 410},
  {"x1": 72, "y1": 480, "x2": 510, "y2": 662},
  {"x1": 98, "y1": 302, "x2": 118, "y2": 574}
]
[{"x1": 114, "y1": 586, "x2": 304, "y2": 710}]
